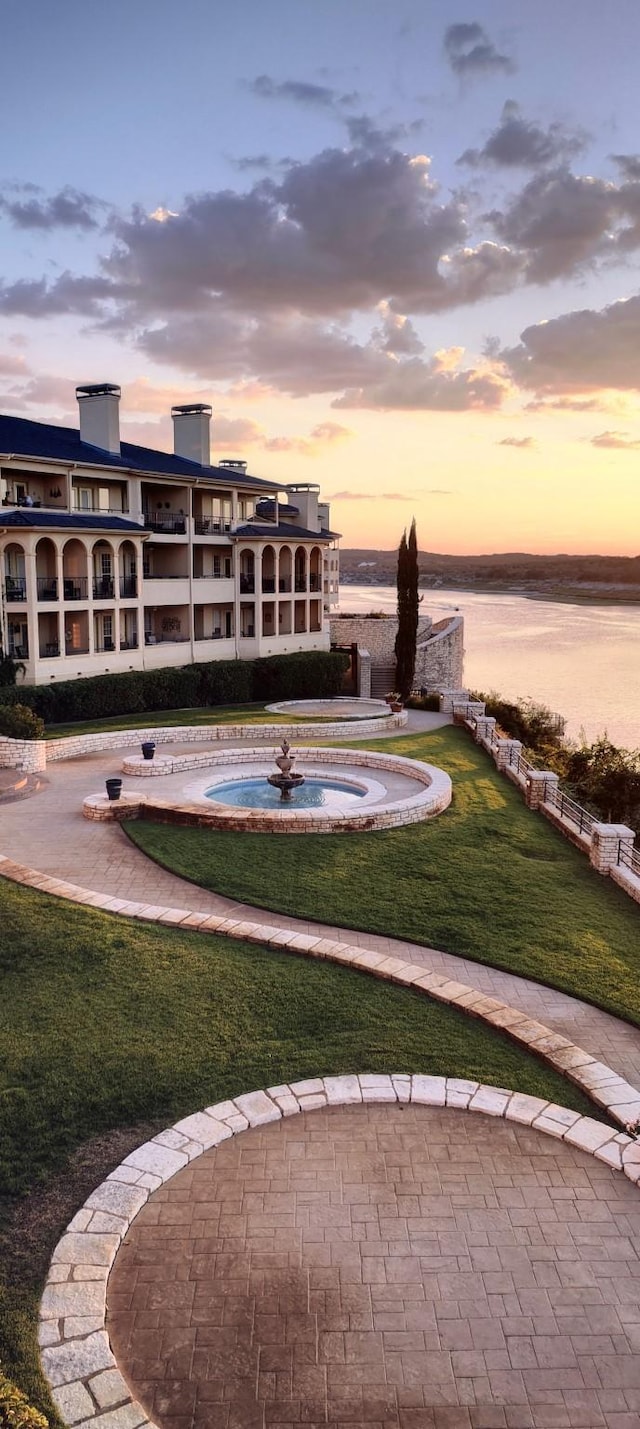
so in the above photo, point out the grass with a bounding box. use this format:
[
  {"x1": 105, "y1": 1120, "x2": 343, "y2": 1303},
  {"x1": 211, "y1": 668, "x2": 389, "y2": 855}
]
[
  {"x1": 0, "y1": 873, "x2": 599, "y2": 1420},
  {"x1": 44, "y1": 702, "x2": 367, "y2": 738},
  {"x1": 126, "y1": 725, "x2": 640, "y2": 1026}
]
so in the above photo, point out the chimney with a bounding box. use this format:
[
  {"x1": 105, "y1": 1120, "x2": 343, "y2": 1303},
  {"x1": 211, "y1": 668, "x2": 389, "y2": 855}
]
[
  {"x1": 172, "y1": 403, "x2": 212, "y2": 466},
  {"x1": 76, "y1": 383, "x2": 121, "y2": 454}
]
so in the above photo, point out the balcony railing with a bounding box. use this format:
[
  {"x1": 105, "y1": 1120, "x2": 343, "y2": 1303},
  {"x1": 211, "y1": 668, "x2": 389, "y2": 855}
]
[
  {"x1": 262, "y1": 576, "x2": 276, "y2": 593},
  {"x1": 94, "y1": 638, "x2": 116, "y2": 653},
  {"x1": 194, "y1": 570, "x2": 233, "y2": 580},
  {"x1": 65, "y1": 644, "x2": 89, "y2": 656},
  {"x1": 93, "y1": 577, "x2": 115, "y2": 599},
  {"x1": 193, "y1": 517, "x2": 231, "y2": 535},
  {"x1": 143, "y1": 512, "x2": 187, "y2": 534},
  {"x1": 5, "y1": 577, "x2": 26, "y2": 602},
  {"x1": 309, "y1": 574, "x2": 321, "y2": 591},
  {"x1": 120, "y1": 638, "x2": 138, "y2": 651},
  {"x1": 278, "y1": 578, "x2": 292, "y2": 593},
  {"x1": 142, "y1": 570, "x2": 188, "y2": 580},
  {"x1": 63, "y1": 577, "x2": 89, "y2": 601},
  {"x1": 295, "y1": 577, "x2": 307, "y2": 592},
  {"x1": 36, "y1": 576, "x2": 58, "y2": 601},
  {"x1": 240, "y1": 575, "x2": 255, "y2": 594},
  {"x1": 39, "y1": 643, "x2": 60, "y2": 658},
  {"x1": 119, "y1": 575, "x2": 137, "y2": 597}
]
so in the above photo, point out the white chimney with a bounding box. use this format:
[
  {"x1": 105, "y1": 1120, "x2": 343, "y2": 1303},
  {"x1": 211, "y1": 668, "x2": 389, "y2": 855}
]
[
  {"x1": 172, "y1": 403, "x2": 212, "y2": 466},
  {"x1": 76, "y1": 383, "x2": 121, "y2": 454}
]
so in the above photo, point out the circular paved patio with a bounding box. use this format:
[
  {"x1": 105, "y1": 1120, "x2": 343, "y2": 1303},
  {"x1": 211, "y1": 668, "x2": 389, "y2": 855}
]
[{"x1": 107, "y1": 1103, "x2": 640, "y2": 1428}]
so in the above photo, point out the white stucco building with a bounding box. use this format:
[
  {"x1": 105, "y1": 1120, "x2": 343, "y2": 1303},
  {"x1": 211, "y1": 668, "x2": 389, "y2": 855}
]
[{"x1": 0, "y1": 384, "x2": 340, "y2": 685}]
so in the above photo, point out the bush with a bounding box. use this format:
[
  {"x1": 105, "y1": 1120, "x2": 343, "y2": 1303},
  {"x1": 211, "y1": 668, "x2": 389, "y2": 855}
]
[
  {"x1": 0, "y1": 652, "x2": 348, "y2": 727},
  {"x1": 0, "y1": 705, "x2": 45, "y2": 740},
  {"x1": 407, "y1": 692, "x2": 440, "y2": 712},
  {"x1": 0, "y1": 1372, "x2": 48, "y2": 1429}
]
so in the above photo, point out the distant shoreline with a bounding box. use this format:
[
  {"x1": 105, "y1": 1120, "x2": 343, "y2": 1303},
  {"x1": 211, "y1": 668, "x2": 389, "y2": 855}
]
[{"x1": 339, "y1": 580, "x2": 640, "y2": 608}]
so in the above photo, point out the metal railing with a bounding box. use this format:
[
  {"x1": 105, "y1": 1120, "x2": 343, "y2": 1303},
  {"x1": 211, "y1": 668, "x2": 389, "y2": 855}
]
[
  {"x1": 543, "y1": 783, "x2": 596, "y2": 836},
  {"x1": 119, "y1": 575, "x2": 137, "y2": 597},
  {"x1": 36, "y1": 576, "x2": 58, "y2": 600},
  {"x1": 618, "y1": 843, "x2": 640, "y2": 879},
  {"x1": 240, "y1": 575, "x2": 255, "y2": 593},
  {"x1": 63, "y1": 577, "x2": 88, "y2": 601},
  {"x1": 507, "y1": 743, "x2": 535, "y2": 778},
  {"x1": 93, "y1": 577, "x2": 115, "y2": 599},
  {"x1": 193, "y1": 517, "x2": 231, "y2": 535},
  {"x1": 262, "y1": 577, "x2": 276, "y2": 593},
  {"x1": 39, "y1": 643, "x2": 60, "y2": 658},
  {"x1": 143, "y1": 512, "x2": 187, "y2": 534},
  {"x1": 5, "y1": 578, "x2": 26, "y2": 602}
]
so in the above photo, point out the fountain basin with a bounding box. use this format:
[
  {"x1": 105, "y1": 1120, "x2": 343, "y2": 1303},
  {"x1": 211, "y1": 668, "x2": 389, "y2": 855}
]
[{"x1": 85, "y1": 746, "x2": 452, "y2": 833}]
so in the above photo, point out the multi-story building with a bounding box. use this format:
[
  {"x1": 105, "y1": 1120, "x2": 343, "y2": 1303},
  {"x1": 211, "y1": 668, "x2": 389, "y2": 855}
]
[{"x1": 0, "y1": 384, "x2": 340, "y2": 685}]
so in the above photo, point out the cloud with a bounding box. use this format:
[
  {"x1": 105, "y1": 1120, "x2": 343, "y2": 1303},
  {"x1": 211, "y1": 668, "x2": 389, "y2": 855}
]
[
  {"x1": 444, "y1": 22, "x2": 515, "y2": 77},
  {"x1": 502, "y1": 293, "x2": 640, "y2": 394},
  {"x1": 590, "y1": 430, "x2": 640, "y2": 449},
  {"x1": 229, "y1": 154, "x2": 273, "y2": 173},
  {"x1": 246, "y1": 75, "x2": 360, "y2": 111},
  {"x1": 611, "y1": 154, "x2": 640, "y2": 181},
  {"x1": 0, "y1": 184, "x2": 105, "y2": 231},
  {"x1": 497, "y1": 436, "x2": 536, "y2": 448},
  {"x1": 329, "y1": 488, "x2": 451, "y2": 500},
  {"x1": 0, "y1": 273, "x2": 119, "y2": 317},
  {"x1": 524, "y1": 394, "x2": 627, "y2": 413},
  {"x1": 459, "y1": 101, "x2": 586, "y2": 169},
  {"x1": 488, "y1": 168, "x2": 640, "y2": 284},
  {"x1": 332, "y1": 346, "x2": 511, "y2": 411}
]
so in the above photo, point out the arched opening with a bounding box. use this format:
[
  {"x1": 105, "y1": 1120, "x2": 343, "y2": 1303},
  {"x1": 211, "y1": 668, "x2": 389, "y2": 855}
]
[
  {"x1": 261, "y1": 545, "x2": 276, "y2": 594},
  {"x1": 92, "y1": 540, "x2": 115, "y2": 600},
  {"x1": 35, "y1": 537, "x2": 58, "y2": 601},
  {"x1": 294, "y1": 546, "x2": 307, "y2": 593},
  {"x1": 309, "y1": 545, "x2": 322, "y2": 593},
  {"x1": 239, "y1": 549, "x2": 255, "y2": 595},
  {"x1": 3, "y1": 542, "x2": 26, "y2": 601},
  {"x1": 278, "y1": 545, "x2": 292, "y2": 594},
  {"x1": 118, "y1": 540, "x2": 137, "y2": 598},
  {"x1": 62, "y1": 539, "x2": 88, "y2": 601}
]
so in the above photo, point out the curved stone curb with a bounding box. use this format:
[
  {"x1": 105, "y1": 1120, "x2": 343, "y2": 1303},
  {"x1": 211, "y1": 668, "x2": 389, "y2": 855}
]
[
  {"x1": 43, "y1": 710, "x2": 408, "y2": 765},
  {"x1": 2, "y1": 851, "x2": 640, "y2": 1130},
  {"x1": 87, "y1": 748, "x2": 452, "y2": 833},
  {"x1": 38, "y1": 1075, "x2": 640, "y2": 1429}
]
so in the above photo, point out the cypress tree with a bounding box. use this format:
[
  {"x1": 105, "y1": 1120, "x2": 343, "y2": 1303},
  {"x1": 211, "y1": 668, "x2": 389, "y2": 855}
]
[{"x1": 394, "y1": 518, "x2": 419, "y2": 700}]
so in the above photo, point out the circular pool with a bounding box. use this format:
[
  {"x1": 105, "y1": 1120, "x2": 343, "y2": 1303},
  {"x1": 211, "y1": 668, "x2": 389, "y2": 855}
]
[
  {"x1": 205, "y1": 775, "x2": 368, "y2": 810},
  {"x1": 265, "y1": 697, "x2": 390, "y2": 720}
]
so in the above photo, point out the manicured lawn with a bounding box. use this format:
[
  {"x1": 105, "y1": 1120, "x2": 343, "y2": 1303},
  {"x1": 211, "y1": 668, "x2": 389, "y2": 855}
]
[
  {"x1": 45, "y1": 703, "x2": 295, "y2": 738},
  {"x1": 127, "y1": 725, "x2": 640, "y2": 1025},
  {"x1": 0, "y1": 873, "x2": 597, "y2": 1421}
]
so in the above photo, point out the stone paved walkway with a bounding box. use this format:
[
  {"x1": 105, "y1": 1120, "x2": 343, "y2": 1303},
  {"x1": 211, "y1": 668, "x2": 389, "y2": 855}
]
[
  {"x1": 2, "y1": 721, "x2": 640, "y2": 1095},
  {"x1": 107, "y1": 1102, "x2": 640, "y2": 1428}
]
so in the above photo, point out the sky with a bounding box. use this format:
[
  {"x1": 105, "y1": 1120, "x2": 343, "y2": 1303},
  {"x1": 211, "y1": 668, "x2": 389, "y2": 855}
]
[{"x1": 1, "y1": 0, "x2": 640, "y2": 555}]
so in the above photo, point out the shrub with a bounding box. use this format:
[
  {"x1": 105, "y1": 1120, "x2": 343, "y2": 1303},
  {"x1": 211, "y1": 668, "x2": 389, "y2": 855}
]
[
  {"x1": 0, "y1": 652, "x2": 348, "y2": 727},
  {"x1": 407, "y1": 692, "x2": 440, "y2": 712},
  {"x1": 0, "y1": 705, "x2": 45, "y2": 740},
  {"x1": 0, "y1": 1372, "x2": 48, "y2": 1429}
]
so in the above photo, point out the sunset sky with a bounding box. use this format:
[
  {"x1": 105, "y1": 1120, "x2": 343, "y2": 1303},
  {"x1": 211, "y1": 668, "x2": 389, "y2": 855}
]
[{"x1": 2, "y1": 0, "x2": 640, "y2": 553}]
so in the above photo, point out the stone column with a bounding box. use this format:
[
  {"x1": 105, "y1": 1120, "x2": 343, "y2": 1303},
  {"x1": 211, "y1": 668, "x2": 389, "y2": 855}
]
[
  {"x1": 525, "y1": 769, "x2": 558, "y2": 809},
  {"x1": 589, "y1": 823, "x2": 636, "y2": 875},
  {"x1": 494, "y1": 738, "x2": 522, "y2": 773},
  {"x1": 438, "y1": 689, "x2": 469, "y2": 714},
  {"x1": 474, "y1": 716, "x2": 496, "y2": 744}
]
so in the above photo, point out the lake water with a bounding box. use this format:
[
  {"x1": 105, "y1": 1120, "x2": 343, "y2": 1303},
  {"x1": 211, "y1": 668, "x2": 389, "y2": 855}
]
[{"x1": 339, "y1": 585, "x2": 640, "y2": 748}]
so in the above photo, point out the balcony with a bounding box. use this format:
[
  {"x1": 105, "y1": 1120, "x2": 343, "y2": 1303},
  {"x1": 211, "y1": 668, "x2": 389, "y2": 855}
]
[
  {"x1": 119, "y1": 575, "x2": 137, "y2": 598},
  {"x1": 262, "y1": 577, "x2": 276, "y2": 594},
  {"x1": 295, "y1": 578, "x2": 307, "y2": 593},
  {"x1": 194, "y1": 517, "x2": 231, "y2": 535},
  {"x1": 278, "y1": 578, "x2": 292, "y2": 593},
  {"x1": 63, "y1": 577, "x2": 89, "y2": 601},
  {"x1": 120, "y1": 638, "x2": 138, "y2": 651},
  {"x1": 240, "y1": 574, "x2": 255, "y2": 594},
  {"x1": 94, "y1": 638, "x2": 116, "y2": 653},
  {"x1": 37, "y1": 576, "x2": 58, "y2": 601},
  {"x1": 310, "y1": 574, "x2": 321, "y2": 592},
  {"x1": 143, "y1": 512, "x2": 187, "y2": 534},
  {"x1": 93, "y1": 577, "x2": 115, "y2": 599},
  {"x1": 39, "y1": 642, "x2": 60, "y2": 658},
  {"x1": 5, "y1": 577, "x2": 26, "y2": 602},
  {"x1": 65, "y1": 642, "x2": 89, "y2": 656}
]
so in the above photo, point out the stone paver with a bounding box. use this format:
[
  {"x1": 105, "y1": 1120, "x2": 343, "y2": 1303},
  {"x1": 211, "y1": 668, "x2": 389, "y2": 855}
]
[
  {"x1": 107, "y1": 1102, "x2": 640, "y2": 1427},
  {"x1": 2, "y1": 725, "x2": 640, "y2": 1099}
]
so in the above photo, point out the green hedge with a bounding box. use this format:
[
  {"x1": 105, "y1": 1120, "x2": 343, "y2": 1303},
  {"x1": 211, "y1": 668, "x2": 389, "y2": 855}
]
[{"x1": 1, "y1": 652, "x2": 349, "y2": 727}]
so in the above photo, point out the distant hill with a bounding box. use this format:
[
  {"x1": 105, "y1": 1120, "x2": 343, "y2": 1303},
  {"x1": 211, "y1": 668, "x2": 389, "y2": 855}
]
[{"x1": 339, "y1": 549, "x2": 640, "y2": 600}]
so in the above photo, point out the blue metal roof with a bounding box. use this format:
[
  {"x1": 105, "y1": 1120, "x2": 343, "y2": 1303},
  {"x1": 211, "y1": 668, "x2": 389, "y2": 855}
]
[
  {"x1": 0, "y1": 413, "x2": 276, "y2": 491},
  {"x1": 234, "y1": 522, "x2": 333, "y2": 541},
  {"x1": 0, "y1": 510, "x2": 145, "y2": 533}
]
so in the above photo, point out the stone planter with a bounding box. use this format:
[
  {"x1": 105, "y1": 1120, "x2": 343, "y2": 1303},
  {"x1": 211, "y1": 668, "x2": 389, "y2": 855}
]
[
  {"x1": 141, "y1": 742, "x2": 156, "y2": 761},
  {"x1": 390, "y1": 702, "x2": 403, "y2": 713},
  {"x1": 105, "y1": 778, "x2": 122, "y2": 801}
]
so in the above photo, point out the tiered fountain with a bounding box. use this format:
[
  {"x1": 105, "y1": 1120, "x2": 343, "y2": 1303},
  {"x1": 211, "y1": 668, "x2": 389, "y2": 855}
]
[{"x1": 266, "y1": 739, "x2": 305, "y2": 801}]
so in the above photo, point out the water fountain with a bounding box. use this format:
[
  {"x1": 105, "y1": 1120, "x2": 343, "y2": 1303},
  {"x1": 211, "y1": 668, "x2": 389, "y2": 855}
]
[{"x1": 266, "y1": 739, "x2": 305, "y2": 801}]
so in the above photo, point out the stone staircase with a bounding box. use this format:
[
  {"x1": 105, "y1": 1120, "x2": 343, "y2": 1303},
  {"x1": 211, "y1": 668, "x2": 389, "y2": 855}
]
[{"x1": 370, "y1": 664, "x2": 396, "y2": 700}]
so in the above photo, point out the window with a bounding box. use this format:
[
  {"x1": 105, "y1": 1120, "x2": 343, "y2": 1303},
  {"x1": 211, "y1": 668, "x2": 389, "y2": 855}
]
[
  {"x1": 77, "y1": 488, "x2": 92, "y2": 510},
  {"x1": 101, "y1": 552, "x2": 112, "y2": 576}
]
